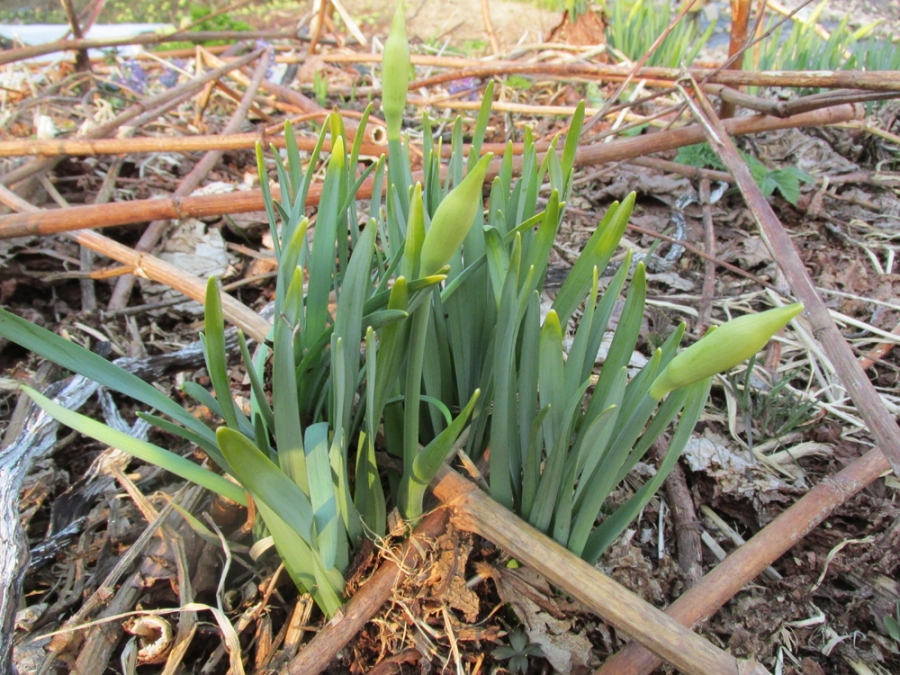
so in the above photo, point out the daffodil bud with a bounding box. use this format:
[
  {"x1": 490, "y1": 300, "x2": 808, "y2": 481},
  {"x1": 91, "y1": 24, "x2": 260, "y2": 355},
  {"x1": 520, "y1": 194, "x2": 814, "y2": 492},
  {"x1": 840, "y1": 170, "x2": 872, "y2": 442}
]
[
  {"x1": 419, "y1": 153, "x2": 493, "y2": 276},
  {"x1": 649, "y1": 303, "x2": 804, "y2": 400},
  {"x1": 382, "y1": 2, "x2": 409, "y2": 141}
]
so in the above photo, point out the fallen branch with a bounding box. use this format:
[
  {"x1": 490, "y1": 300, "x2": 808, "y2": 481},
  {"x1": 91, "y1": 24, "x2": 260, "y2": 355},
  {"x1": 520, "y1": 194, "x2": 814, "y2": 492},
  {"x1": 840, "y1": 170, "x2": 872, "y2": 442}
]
[
  {"x1": 0, "y1": 104, "x2": 860, "y2": 239},
  {"x1": 408, "y1": 62, "x2": 900, "y2": 92},
  {"x1": 431, "y1": 466, "x2": 772, "y2": 675},
  {"x1": 594, "y1": 446, "x2": 891, "y2": 675},
  {"x1": 0, "y1": 30, "x2": 297, "y2": 67},
  {"x1": 683, "y1": 81, "x2": 900, "y2": 478}
]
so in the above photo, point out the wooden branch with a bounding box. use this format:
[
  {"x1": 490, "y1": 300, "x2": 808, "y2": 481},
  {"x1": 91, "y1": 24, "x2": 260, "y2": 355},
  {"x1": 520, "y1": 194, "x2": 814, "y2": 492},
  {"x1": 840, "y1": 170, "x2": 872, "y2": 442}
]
[
  {"x1": 684, "y1": 83, "x2": 900, "y2": 478},
  {"x1": 720, "y1": 0, "x2": 752, "y2": 119},
  {"x1": 595, "y1": 447, "x2": 890, "y2": 675},
  {"x1": 0, "y1": 131, "x2": 387, "y2": 159},
  {"x1": 408, "y1": 62, "x2": 900, "y2": 92},
  {"x1": 0, "y1": 104, "x2": 860, "y2": 240},
  {"x1": 431, "y1": 466, "x2": 772, "y2": 675},
  {"x1": 0, "y1": 49, "x2": 264, "y2": 189},
  {"x1": 0, "y1": 30, "x2": 297, "y2": 67},
  {"x1": 107, "y1": 50, "x2": 273, "y2": 311}
]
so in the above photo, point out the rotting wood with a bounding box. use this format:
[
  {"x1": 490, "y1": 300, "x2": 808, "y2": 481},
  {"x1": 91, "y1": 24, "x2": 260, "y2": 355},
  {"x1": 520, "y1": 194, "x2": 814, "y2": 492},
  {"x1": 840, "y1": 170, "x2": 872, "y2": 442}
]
[
  {"x1": 594, "y1": 446, "x2": 891, "y2": 675},
  {"x1": 685, "y1": 83, "x2": 900, "y2": 478},
  {"x1": 430, "y1": 465, "x2": 773, "y2": 675},
  {"x1": 0, "y1": 104, "x2": 860, "y2": 240}
]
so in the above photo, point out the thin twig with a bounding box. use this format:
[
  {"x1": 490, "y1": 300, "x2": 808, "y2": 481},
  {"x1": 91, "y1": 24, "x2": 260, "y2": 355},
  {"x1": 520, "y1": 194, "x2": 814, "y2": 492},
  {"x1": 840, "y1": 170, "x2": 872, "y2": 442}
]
[
  {"x1": 107, "y1": 49, "x2": 272, "y2": 311},
  {"x1": 0, "y1": 104, "x2": 859, "y2": 240},
  {"x1": 682, "y1": 80, "x2": 900, "y2": 477},
  {"x1": 594, "y1": 447, "x2": 890, "y2": 675}
]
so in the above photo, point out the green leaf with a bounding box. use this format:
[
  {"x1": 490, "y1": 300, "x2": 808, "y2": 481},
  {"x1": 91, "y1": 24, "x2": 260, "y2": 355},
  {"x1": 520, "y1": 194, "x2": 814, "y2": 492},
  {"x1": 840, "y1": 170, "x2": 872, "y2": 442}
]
[
  {"x1": 0, "y1": 307, "x2": 218, "y2": 456},
  {"x1": 203, "y1": 277, "x2": 240, "y2": 431},
  {"x1": 216, "y1": 427, "x2": 315, "y2": 545},
  {"x1": 304, "y1": 422, "x2": 341, "y2": 570},
  {"x1": 273, "y1": 315, "x2": 307, "y2": 493},
  {"x1": 401, "y1": 388, "x2": 481, "y2": 519},
  {"x1": 553, "y1": 193, "x2": 635, "y2": 324},
  {"x1": 24, "y1": 387, "x2": 245, "y2": 505},
  {"x1": 582, "y1": 378, "x2": 712, "y2": 562}
]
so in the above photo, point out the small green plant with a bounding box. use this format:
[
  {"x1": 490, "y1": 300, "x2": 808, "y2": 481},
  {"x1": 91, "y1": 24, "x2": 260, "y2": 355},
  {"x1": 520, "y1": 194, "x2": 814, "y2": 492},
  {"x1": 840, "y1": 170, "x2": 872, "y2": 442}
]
[
  {"x1": 724, "y1": 356, "x2": 819, "y2": 449},
  {"x1": 0, "y1": 1, "x2": 804, "y2": 619},
  {"x1": 604, "y1": 0, "x2": 716, "y2": 68},
  {"x1": 313, "y1": 71, "x2": 329, "y2": 107},
  {"x1": 676, "y1": 142, "x2": 814, "y2": 206},
  {"x1": 493, "y1": 628, "x2": 544, "y2": 673},
  {"x1": 157, "y1": 4, "x2": 253, "y2": 51},
  {"x1": 884, "y1": 602, "x2": 900, "y2": 643}
]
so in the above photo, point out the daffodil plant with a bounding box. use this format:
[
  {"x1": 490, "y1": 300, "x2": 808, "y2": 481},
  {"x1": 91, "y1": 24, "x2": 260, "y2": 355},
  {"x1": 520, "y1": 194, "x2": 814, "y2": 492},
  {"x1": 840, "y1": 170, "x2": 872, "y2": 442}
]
[{"x1": 0, "y1": 1, "x2": 805, "y2": 616}]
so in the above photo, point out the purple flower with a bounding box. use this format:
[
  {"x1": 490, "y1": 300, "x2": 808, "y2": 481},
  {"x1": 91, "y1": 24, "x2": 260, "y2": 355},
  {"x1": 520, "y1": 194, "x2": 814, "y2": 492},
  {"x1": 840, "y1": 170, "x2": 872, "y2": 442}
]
[{"x1": 447, "y1": 76, "x2": 479, "y2": 101}]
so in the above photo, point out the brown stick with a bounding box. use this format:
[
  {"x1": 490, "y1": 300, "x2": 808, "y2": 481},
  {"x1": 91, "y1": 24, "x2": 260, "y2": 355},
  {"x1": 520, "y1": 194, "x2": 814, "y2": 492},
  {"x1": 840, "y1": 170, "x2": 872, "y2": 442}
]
[
  {"x1": 409, "y1": 62, "x2": 900, "y2": 92},
  {"x1": 698, "y1": 178, "x2": 717, "y2": 326},
  {"x1": 431, "y1": 466, "x2": 772, "y2": 675},
  {"x1": 0, "y1": 132, "x2": 387, "y2": 159},
  {"x1": 0, "y1": 104, "x2": 860, "y2": 240},
  {"x1": 0, "y1": 30, "x2": 296, "y2": 67},
  {"x1": 0, "y1": 50, "x2": 264, "y2": 189},
  {"x1": 720, "y1": 0, "x2": 752, "y2": 119},
  {"x1": 106, "y1": 50, "x2": 272, "y2": 311},
  {"x1": 481, "y1": 0, "x2": 500, "y2": 55},
  {"x1": 279, "y1": 508, "x2": 450, "y2": 675},
  {"x1": 655, "y1": 439, "x2": 703, "y2": 589},
  {"x1": 685, "y1": 84, "x2": 900, "y2": 478},
  {"x1": 594, "y1": 447, "x2": 890, "y2": 675}
]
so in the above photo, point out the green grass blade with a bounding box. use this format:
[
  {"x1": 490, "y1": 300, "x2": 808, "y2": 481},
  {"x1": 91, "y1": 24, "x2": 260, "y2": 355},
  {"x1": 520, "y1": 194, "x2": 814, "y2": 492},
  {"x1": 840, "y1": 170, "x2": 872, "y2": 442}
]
[
  {"x1": 582, "y1": 378, "x2": 712, "y2": 562},
  {"x1": 401, "y1": 388, "x2": 480, "y2": 519},
  {"x1": 256, "y1": 142, "x2": 281, "y2": 258},
  {"x1": 489, "y1": 233, "x2": 523, "y2": 509},
  {"x1": 216, "y1": 427, "x2": 315, "y2": 544},
  {"x1": 24, "y1": 386, "x2": 245, "y2": 505},
  {"x1": 468, "y1": 80, "x2": 495, "y2": 170},
  {"x1": 553, "y1": 192, "x2": 635, "y2": 324},
  {"x1": 0, "y1": 307, "x2": 218, "y2": 452},
  {"x1": 303, "y1": 422, "x2": 341, "y2": 570},
  {"x1": 237, "y1": 330, "x2": 274, "y2": 431},
  {"x1": 204, "y1": 277, "x2": 241, "y2": 431},
  {"x1": 273, "y1": 314, "x2": 308, "y2": 493},
  {"x1": 137, "y1": 412, "x2": 222, "y2": 464}
]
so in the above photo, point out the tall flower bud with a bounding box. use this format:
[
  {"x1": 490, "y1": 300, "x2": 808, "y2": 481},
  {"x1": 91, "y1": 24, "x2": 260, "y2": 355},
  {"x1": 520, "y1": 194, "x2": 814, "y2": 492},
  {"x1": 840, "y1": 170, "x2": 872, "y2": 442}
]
[
  {"x1": 649, "y1": 303, "x2": 804, "y2": 400},
  {"x1": 382, "y1": 2, "x2": 409, "y2": 141},
  {"x1": 419, "y1": 153, "x2": 493, "y2": 276}
]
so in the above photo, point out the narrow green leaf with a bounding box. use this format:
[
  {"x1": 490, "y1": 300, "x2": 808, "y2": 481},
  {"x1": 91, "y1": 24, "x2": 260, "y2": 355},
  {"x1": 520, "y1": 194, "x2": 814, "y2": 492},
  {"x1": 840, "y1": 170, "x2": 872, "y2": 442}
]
[
  {"x1": 553, "y1": 192, "x2": 635, "y2": 324},
  {"x1": 204, "y1": 277, "x2": 240, "y2": 431},
  {"x1": 273, "y1": 314, "x2": 307, "y2": 494},
  {"x1": 582, "y1": 378, "x2": 712, "y2": 562},
  {"x1": 24, "y1": 387, "x2": 245, "y2": 505},
  {"x1": 304, "y1": 422, "x2": 340, "y2": 570},
  {"x1": 0, "y1": 307, "x2": 218, "y2": 452},
  {"x1": 216, "y1": 427, "x2": 314, "y2": 544}
]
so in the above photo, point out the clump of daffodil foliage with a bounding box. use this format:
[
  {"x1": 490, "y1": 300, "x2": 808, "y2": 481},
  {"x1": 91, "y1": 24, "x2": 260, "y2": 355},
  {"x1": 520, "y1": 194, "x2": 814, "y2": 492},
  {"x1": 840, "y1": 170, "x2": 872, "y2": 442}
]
[{"x1": 0, "y1": 1, "x2": 803, "y2": 616}]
